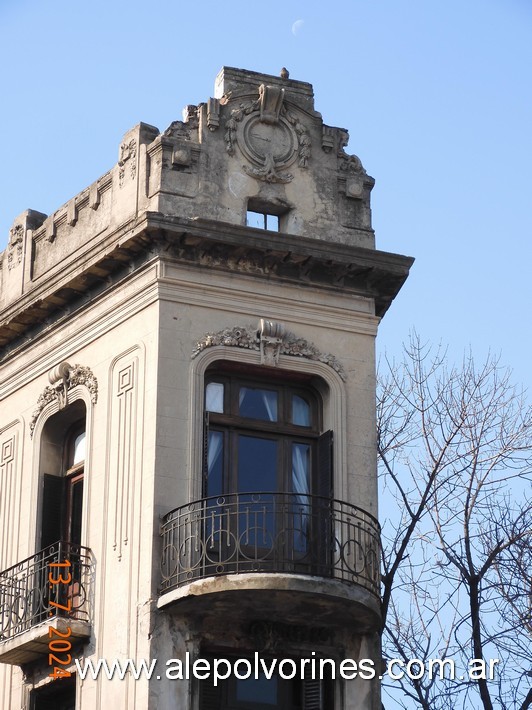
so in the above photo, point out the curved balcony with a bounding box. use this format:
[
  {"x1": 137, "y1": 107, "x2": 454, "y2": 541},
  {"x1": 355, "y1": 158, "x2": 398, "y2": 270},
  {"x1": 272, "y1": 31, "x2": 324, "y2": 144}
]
[{"x1": 159, "y1": 492, "x2": 380, "y2": 626}]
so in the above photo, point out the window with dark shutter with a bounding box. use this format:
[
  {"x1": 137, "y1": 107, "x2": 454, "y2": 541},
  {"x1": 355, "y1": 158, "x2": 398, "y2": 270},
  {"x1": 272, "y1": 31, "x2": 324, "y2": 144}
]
[
  {"x1": 199, "y1": 669, "x2": 222, "y2": 710},
  {"x1": 198, "y1": 654, "x2": 332, "y2": 710},
  {"x1": 39, "y1": 416, "x2": 86, "y2": 552},
  {"x1": 30, "y1": 676, "x2": 76, "y2": 710},
  {"x1": 316, "y1": 430, "x2": 333, "y2": 500},
  {"x1": 41, "y1": 474, "x2": 65, "y2": 550},
  {"x1": 302, "y1": 677, "x2": 323, "y2": 710},
  {"x1": 201, "y1": 368, "x2": 334, "y2": 577}
]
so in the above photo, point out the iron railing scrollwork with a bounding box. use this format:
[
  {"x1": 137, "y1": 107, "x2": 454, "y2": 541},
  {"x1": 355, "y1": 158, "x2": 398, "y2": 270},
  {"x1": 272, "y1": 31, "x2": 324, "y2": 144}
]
[
  {"x1": 160, "y1": 492, "x2": 380, "y2": 597},
  {"x1": 0, "y1": 541, "x2": 93, "y2": 643}
]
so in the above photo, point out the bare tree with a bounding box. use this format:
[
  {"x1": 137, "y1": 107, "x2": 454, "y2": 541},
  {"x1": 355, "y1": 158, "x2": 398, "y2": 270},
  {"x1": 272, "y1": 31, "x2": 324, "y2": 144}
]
[{"x1": 377, "y1": 334, "x2": 532, "y2": 710}]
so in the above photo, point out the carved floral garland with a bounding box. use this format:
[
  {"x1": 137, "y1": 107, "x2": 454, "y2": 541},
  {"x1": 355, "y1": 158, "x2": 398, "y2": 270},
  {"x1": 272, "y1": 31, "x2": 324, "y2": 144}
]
[
  {"x1": 192, "y1": 325, "x2": 346, "y2": 381},
  {"x1": 7, "y1": 224, "x2": 23, "y2": 270},
  {"x1": 224, "y1": 96, "x2": 311, "y2": 181},
  {"x1": 30, "y1": 365, "x2": 98, "y2": 436}
]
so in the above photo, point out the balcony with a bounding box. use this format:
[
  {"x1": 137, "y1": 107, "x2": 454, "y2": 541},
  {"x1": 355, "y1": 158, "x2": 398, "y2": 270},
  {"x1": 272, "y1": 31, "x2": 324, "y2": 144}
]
[
  {"x1": 0, "y1": 541, "x2": 93, "y2": 665},
  {"x1": 159, "y1": 493, "x2": 381, "y2": 628}
]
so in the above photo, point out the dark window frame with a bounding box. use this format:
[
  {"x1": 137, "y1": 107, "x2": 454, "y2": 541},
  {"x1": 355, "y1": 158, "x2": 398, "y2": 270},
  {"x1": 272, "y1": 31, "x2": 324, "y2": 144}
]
[
  {"x1": 40, "y1": 412, "x2": 86, "y2": 552},
  {"x1": 30, "y1": 676, "x2": 76, "y2": 710},
  {"x1": 204, "y1": 373, "x2": 322, "y2": 498},
  {"x1": 198, "y1": 652, "x2": 333, "y2": 710}
]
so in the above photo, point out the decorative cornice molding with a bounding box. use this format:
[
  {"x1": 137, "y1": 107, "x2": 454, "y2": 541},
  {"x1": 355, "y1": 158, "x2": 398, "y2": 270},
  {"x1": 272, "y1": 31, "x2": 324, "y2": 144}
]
[
  {"x1": 0, "y1": 213, "x2": 411, "y2": 356},
  {"x1": 30, "y1": 363, "x2": 98, "y2": 436},
  {"x1": 191, "y1": 321, "x2": 346, "y2": 380}
]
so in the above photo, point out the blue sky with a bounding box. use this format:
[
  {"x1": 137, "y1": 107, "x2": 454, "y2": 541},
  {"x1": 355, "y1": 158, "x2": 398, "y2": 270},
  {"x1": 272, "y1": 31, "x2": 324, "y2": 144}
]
[{"x1": 1, "y1": 0, "x2": 531, "y2": 391}]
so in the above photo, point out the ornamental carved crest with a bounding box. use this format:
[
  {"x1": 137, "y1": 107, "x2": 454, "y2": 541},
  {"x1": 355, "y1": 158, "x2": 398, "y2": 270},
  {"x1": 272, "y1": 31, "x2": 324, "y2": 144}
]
[
  {"x1": 192, "y1": 320, "x2": 345, "y2": 381},
  {"x1": 118, "y1": 139, "x2": 137, "y2": 187},
  {"x1": 224, "y1": 84, "x2": 311, "y2": 184},
  {"x1": 30, "y1": 363, "x2": 98, "y2": 436},
  {"x1": 7, "y1": 224, "x2": 23, "y2": 270}
]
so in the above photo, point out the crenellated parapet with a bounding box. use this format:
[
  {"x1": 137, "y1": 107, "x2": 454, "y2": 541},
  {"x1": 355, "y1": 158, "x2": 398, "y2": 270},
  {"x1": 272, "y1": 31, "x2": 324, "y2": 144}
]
[{"x1": 0, "y1": 67, "x2": 392, "y2": 346}]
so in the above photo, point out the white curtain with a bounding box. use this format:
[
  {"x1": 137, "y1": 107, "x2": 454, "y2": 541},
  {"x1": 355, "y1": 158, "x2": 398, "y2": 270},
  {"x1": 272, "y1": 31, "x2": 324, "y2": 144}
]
[
  {"x1": 292, "y1": 444, "x2": 310, "y2": 552},
  {"x1": 207, "y1": 431, "x2": 223, "y2": 484}
]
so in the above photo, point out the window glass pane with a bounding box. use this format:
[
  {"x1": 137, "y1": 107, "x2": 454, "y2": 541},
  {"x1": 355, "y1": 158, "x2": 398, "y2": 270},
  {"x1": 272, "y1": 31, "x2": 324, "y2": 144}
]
[
  {"x1": 238, "y1": 436, "x2": 277, "y2": 492},
  {"x1": 239, "y1": 387, "x2": 278, "y2": 421},
  {"x1": 246, "y1": 210, "x2": 266, "y2": 229},
  {"x1": 72, "y1": 432, "x2": 86, "y2": 465},
  {"x1": 206, "y1": 431, "x2": 224, "y2": 497},
  {"x1": 292, "y1": 395, "x2": 311, "y2": 426},
  {"x1": 265, "y1": 214, "x2": 279, "y2": 231},
  {"x1": 206, "y1": 382, "x2": 224, "y2": 413},
  {"x1": 238, "y1": 436, "x2": 277, "y2": 550},
  {"x1": 236, "y1": 673, "x2": 278, "y2": 704}
]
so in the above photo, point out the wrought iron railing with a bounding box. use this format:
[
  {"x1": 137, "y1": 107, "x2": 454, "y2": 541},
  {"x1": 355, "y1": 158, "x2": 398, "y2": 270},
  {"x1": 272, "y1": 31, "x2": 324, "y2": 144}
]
[
  {"x1": 0, "y1": 541, "x2": 93, "y2": 643},
  {"x1": 160, "y1": 492, "x2": 380, "y2": 597}
]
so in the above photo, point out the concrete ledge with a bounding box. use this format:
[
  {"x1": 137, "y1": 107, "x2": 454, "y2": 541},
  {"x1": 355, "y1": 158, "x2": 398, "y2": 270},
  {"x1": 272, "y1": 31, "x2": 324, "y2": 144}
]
[
  {"x1": 0, "y1": 618, "x2": 90, "y2": 665},
  {"x1": 158, "y1": 572, "x2": 380, "y2": 632}
]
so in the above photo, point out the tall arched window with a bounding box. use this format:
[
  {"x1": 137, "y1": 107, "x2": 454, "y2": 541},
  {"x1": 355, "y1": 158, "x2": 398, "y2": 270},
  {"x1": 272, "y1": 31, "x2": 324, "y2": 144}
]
[
  {"x1": 39, "y1": 401, "x2": 86, "y2": 552},
  {"x1": 202, "y1": 366, "x2": 333, "y2": 574}
]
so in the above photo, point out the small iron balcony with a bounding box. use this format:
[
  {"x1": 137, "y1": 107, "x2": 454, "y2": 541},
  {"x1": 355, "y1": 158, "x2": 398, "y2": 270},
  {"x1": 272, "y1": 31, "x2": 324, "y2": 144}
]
[
  {"x1": 0, "y1": 541, "x2": 93, "y2": 665},
  {"x1": 160, "y1": 492, "x2": 380, "y2": 598}
]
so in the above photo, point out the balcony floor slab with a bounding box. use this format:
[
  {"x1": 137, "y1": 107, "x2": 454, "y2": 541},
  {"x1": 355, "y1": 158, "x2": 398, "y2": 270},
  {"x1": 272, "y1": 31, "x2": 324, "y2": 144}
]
[
  {"x1": 0, "y1": 617, "x2": 91, "y2": 665},
  {"x1": 158, "y1": 572, "x2": 380, "y2": 632}
]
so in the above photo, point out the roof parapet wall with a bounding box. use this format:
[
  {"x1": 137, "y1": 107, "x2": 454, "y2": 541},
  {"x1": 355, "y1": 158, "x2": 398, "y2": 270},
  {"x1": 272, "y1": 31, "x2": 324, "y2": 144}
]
[{"x1": 0, "y1": 67, "x2": 403, "y2": 327}]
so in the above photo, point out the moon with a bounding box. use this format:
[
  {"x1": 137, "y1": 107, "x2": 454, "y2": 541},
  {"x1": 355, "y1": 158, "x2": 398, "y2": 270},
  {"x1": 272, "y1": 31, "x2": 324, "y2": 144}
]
[{"x1": 291, "y1": 19, "x2": 304, "y2": 36}]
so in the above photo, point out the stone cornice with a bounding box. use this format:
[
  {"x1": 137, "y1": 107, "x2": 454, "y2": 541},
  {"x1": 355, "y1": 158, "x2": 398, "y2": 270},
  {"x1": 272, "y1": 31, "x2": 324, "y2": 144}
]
[
  {"x1": 0, "y1": 211, "x2": 413, "y2": 355},
  {"x1": 143, "y1": 213, "x2": 413, "y2": 316}
]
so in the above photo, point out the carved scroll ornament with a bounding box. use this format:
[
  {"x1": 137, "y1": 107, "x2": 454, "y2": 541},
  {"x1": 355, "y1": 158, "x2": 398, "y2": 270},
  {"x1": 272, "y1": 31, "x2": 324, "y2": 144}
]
[
  {"x1": 224, "y1": 83, "x2": 311, "y2": 183},
  {"x1": 192, "y1": 321, "x2": 345, "y2": 380},
  {"x1": 7, "y1": 224, "x2": 23, "y2": 270},
  {"x1": 118, "y1": 139, "x2": 137, "y2": 187},
  {"x1": 30, "y1": 363, "x2": 98, "y2": 436}
]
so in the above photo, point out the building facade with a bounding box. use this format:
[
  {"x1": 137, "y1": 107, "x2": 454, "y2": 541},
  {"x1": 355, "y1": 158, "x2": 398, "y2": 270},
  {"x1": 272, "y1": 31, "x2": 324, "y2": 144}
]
[{"x1": 0, "y1": 67, "x2": 412, "y2": 709}]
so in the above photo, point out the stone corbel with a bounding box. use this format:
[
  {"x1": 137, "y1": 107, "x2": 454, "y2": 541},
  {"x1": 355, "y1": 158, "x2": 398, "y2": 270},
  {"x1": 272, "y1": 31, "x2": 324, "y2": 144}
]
[
  {"x1": 322, "y1": 126, "x2": 336, "y2": 153},
  {"x1": 259, "y1": 84, "x2": 285, "y2": 124},
  {"x1": 259, "y1": 319, "x2": 285, "y2": 366},
  {"x1": 67, "y1": 200, "x2": 78, "y2": 226},
  {"x1": 46, "y1": 219, "x2": 56, "y2": 244},
  {"x1": 89, "y1": 183, "x2": 101, "y2": 210},
  {"x1": 207, "y1": 98, "x2": 220, "y2": 131}
]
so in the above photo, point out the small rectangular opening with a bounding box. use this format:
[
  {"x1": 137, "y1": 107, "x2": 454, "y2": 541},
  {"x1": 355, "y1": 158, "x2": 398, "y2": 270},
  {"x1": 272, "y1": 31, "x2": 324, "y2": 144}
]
[{"x1": 246, "y1": 210, "x2": 280, "y2": 232}]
